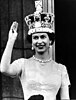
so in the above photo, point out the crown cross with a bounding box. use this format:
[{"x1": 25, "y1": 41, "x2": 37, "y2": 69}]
[{"x1": 35, "y1": 0, "x2": 42, "y2": 13}]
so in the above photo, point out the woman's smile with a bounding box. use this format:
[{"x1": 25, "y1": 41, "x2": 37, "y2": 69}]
[{"x1": 32, "y1": 33, "x2": 50, "y2": 53}]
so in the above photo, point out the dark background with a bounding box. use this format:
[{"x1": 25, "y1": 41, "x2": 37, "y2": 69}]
[
  {"x1": 0, "y1": 0, "x2": 76, "y2": 99},
  {"x1": 55, "y1": 0, "x2": 76, "y2": 98}
]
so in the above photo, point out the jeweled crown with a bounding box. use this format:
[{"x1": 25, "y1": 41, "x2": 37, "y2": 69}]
[{"x1": 25, "y1": 0, "x2": 54, "y2": 35}]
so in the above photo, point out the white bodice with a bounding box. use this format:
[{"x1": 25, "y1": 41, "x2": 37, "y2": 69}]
[{"x1": 18, "y1": 57, "x2": 70, "y2": 100}]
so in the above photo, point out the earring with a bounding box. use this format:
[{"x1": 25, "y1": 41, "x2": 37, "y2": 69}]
[
  {"x1": 32, "y1": 46, "x2": 34, "y2": 50},
  {"x1": 32, "y1": 44, "x2": 34, "y2": 50}
]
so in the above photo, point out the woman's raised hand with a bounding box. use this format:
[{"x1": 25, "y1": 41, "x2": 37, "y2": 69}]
[{"x1": 8, "y1": 21, "x2": 18, "y2": 41}]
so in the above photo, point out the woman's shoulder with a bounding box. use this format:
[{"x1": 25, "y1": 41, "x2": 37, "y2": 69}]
[
  {"x1": 51, "y1": 60, "x2": 67, "y2": 72},
  {"x1": 16, "y1": 57, "x2": 34, "y2": 65},
  {"x1": 11, "y1": 58, "x2": 29, "y2": 65}
]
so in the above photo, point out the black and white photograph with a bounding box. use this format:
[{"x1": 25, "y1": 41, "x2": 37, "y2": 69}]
[{"x1": 0, "y1": 0, "x2": 76, "y2": 100}]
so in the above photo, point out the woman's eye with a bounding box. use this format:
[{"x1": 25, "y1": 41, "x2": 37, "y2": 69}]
[
  {"x1": 40, "y1": 35, "x2": 46, "y2": 39},
  {"x1": 33, "y1": 36, "x2": 39, "y2": 40}
]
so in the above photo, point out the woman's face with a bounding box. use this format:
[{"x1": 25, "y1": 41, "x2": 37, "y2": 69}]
[{"x1": 32, "y1": 32, "x2": 51, "y2": 53}]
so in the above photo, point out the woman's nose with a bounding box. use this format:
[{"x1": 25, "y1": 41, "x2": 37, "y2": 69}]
[{"x1": 38, "y1": 37, "x2": 43, "y2": 43}]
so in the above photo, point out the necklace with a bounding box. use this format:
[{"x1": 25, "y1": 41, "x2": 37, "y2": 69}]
[{"x1": 33, "y1": 55, "x2": 52, "y2": 63}]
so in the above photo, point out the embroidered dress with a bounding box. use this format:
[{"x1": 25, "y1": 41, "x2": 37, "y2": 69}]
[{"x1": 11, "y1": 56, "x2": 70, "y2": 100}]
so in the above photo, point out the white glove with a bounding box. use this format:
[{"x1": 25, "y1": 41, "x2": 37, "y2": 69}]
[{"x1": 8, "y1": 21, "x2": 18, "y2": 41}]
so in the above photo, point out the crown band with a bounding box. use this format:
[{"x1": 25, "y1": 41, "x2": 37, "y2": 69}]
[{"x1": 28, "y1": 27, "x2": 54, "y2": 35}]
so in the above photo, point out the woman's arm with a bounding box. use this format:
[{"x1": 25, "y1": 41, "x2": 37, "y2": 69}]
[
  {"x1": 60, "y1": 85, "x2": 70, "y2": 100},
  {"x1": 59, "y1": 64, "x2": 71, "y2": 100},
  {"x1": 0, "y1": 22, "x2": 19, "y2": 75}
]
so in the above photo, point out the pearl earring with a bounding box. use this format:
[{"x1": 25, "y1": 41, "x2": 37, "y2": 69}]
[
  {"x1": 32, "y1": 46, "x2": 34, "y2": 50},
  {"x1": 32, "y1": 44, "x2": 34, "y2": 50}
]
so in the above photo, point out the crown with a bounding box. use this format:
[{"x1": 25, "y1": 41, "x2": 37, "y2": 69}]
[{"x1": 25, "y1": 0, "x2": 54, "y2": 35}]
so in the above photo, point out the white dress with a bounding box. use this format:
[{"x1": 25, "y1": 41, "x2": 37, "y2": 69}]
[{"x1": 11, "y1": 56, "x2": 70, "y2": 100}]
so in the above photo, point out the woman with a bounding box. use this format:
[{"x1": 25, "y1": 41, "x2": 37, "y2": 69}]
[{"x1": 0, "y1": 6, "x2": 70, "y2": 100}]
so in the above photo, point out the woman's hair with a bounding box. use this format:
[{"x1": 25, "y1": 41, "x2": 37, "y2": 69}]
[
  {"x1": 47, "y1": 32, "x2": 55, "y2": 45},
  {"x1": 27, "y1": 32, "x2": 55, "y2": 45}
]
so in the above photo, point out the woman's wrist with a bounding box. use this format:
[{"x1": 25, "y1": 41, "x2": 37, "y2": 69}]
[{"x1": 7, "y1": 39, "x2": 15, "y2": 48}]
